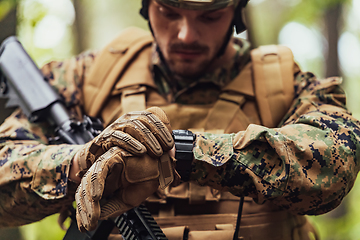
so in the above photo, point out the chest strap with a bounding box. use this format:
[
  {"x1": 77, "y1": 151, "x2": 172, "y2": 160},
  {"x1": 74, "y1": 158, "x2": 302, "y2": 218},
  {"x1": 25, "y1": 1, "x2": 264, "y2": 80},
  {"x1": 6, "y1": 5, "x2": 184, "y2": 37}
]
[
  {"x1": 205, "y1": 62, "x2": 253, "y2": 132},
  {"x1": 251, "y1": 45, "x2": 295, "y2": 128},
  {"x1": 83, "y1": 27, "x2": 154, "y2": 117}
]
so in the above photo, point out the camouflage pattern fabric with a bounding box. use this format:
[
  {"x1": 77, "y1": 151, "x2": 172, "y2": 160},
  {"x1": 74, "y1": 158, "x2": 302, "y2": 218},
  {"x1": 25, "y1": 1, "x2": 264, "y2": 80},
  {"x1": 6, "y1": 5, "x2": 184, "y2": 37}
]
[
  {"x1": 192, "y1": 73, "x2": 360, "y2": 215},
  {"x1": 0, "y1": 37, "x2": 359, "y2": 229}
]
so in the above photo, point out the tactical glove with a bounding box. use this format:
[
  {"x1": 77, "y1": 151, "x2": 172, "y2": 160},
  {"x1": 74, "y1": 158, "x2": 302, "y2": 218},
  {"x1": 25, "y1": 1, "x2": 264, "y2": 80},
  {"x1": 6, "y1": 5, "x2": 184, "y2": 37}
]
[
  {"x1": 76, "y1": 107, "x2": 174, "y2": 177},
  {"x1": 74, "y1": 107, "x2": 175, "y2": 231},
  {"x1": 75, "y1": 146, "x2": 166, "y2": 231}
]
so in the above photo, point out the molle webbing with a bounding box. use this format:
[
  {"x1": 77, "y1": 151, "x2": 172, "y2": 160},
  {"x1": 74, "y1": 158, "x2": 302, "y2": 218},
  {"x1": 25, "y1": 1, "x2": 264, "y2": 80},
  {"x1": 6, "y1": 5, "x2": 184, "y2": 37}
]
[
  {"x1": 83, "y1": 27, "x2": 153, "y2": 117},
  {"x1": 251, "y1": 45, "x2": 295, "y2": 128},
  {"x1": 205, "y1": 62, "x2": 253, "y2": 132}
]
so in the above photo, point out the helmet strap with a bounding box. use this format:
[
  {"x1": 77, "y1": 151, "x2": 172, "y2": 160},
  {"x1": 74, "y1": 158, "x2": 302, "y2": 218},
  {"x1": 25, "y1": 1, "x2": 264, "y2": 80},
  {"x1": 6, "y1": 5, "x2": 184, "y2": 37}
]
[
  {"x1": 140, "y1": 0, "x2": 149, "y2": 19},
  {"x1": 215, "y1": 24, "x2": 234, "y2": 58},
  {"x1": 216, "y1": 1, "x2": 247, "y2": 57},
  {"x1": 234, "y1": 1, "x2": 247, "y2": 34}
]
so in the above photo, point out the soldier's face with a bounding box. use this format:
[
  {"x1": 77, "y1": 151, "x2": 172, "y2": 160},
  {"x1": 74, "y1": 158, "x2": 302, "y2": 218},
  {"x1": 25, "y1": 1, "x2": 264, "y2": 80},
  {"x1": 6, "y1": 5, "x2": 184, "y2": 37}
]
[{"x1": 148, "y1": 0, "x2": 234, "y2": 78}]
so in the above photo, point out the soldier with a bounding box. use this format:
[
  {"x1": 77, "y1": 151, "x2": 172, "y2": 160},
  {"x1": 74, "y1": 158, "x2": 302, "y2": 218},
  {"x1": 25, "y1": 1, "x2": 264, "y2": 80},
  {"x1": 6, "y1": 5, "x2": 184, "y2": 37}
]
[{"x1": 0, "y1": 0, "x2": 360, "y2": 239}]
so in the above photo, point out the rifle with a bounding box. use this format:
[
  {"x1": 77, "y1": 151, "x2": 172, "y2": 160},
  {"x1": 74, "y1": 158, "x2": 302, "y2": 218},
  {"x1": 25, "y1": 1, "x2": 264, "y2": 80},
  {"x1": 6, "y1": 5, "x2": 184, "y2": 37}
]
[{"x1": 0, "y1": 36, "x2": 168, "y2": 240}]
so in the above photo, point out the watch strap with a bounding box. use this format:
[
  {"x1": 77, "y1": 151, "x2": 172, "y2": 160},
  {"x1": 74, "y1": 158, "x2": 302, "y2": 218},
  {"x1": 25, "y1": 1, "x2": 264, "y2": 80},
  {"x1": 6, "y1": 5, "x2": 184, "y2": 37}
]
[{"x1": 172, "y1": 129, "x2": 196, "y2": 182}]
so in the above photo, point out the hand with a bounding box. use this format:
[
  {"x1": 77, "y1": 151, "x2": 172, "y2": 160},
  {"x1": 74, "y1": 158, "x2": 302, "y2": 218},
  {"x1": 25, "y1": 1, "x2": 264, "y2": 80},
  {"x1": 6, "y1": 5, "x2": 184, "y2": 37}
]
[
  {"x1": 75, "y1": 107, "x2": 174, "y2": 178},
  {"x1": 75, "y1": 146, "x2": 164, "y2": 231},
  {"x1": 74, "y1": 107, "x2": 175, "y2": 231}
]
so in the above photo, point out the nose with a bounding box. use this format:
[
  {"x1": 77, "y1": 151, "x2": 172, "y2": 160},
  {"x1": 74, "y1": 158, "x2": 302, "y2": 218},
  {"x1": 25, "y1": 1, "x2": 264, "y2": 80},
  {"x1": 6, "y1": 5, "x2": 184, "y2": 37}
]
[{"x1": 177, "y1": 19, "x2": 199, "y2": 44}]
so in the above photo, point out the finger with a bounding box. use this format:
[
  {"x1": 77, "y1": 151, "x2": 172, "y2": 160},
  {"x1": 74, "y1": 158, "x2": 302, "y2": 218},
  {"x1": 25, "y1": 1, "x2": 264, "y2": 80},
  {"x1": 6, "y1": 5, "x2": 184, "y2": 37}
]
[
  {"x1": 142, "y1": 110, "x2": 174, "y2": 151},
  {"x1": 146, "y1": 106, "x2": 172, "y2": 132},
  {"x1": 96, "y1": 128, "x2": 147, "y2": 156},
  {"x1": 169, "y1": 145, "x2": 175, "y2": 158},
  {"x1": 75, "y1": 188, "x2": 86, "y2": 232},
  {"x1": 75, "y1": 177, "x2": 100, "y2": 232},
  {"x1": 90, "y1": 147, "x2": 124, "y2": 201},
  {"x1": 117, "y1": 110, "x2": 174, "y2": 154},
  {"x1": 116, "y1": 118, "x2": 164, "y2": 157}
]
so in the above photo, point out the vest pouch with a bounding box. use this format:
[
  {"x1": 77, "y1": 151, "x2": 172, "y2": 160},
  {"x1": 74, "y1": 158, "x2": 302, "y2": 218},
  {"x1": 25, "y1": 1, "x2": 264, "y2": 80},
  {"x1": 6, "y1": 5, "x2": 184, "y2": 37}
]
[
  {"x1": 291, "y1": 215, "x2": 319, "y2": 240},
  {"x1": 188, "y1": 229, "x2": 234, "y2": 240},
  {"x1": 102, "y1": 85, "x2": 149, "y2": 126},
  {"x1": 156, "y1": 212, "x2": 318, "y2": 240},
  {"x1": 161, "y1": 226, "x2": 235, "y2": 240},
  {"x1": 162, "y1": 226, "x2": 188, "y2": 240},
  {"x1": 156, "y1": 214, "x2": 237, "y2": 240},
  {"x1": 160, "y1": 104, "x2": 213, "y2": 130}
]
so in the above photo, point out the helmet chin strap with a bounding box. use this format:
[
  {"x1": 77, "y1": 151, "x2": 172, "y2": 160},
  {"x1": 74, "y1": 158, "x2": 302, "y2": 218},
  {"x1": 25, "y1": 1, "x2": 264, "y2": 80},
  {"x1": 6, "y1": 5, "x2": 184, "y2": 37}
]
[
  {"x1": 215, "y1": 24, "x2": 234, "y2": 58},
  {"x1": 215, "y1": 1, "x2": 247, "y2": 58},
  {"x1": 140, "y1": 0, "x2": 150, "y2": 19}
]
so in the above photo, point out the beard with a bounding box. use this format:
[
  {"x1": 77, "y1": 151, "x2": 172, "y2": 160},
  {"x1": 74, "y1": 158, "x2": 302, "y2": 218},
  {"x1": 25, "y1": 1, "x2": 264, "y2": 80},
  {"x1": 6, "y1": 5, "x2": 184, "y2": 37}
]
[{"x1": 163, "y1": 41, "x2": 218, "y2": 79}]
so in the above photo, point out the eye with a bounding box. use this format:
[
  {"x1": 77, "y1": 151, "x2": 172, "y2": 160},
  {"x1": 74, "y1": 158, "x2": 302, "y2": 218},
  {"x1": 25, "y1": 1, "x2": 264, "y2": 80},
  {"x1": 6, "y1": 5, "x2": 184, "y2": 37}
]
[
  {"x1": 159, "y1": 6, "x2": 180, "y2": 20},
  {"x1": 199, "y1": 12, "x2": 222, "y2": 23}
]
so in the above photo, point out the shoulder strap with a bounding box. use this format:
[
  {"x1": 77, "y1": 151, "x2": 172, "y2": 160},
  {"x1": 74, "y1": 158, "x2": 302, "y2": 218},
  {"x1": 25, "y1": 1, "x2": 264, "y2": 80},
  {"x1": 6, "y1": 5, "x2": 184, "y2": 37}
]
[
  {"x1": 83, "y1": 27, "x2": 154, "y2": 117},
  {"x1": 251, "y1": 45, "x2": 295, "y2": 128},
  {"x1": 205, "y1": 63, "x2": 253, "y2": 132},
  {"x1": 209, "y1": 45, "x2": 295, "y2": 131}
]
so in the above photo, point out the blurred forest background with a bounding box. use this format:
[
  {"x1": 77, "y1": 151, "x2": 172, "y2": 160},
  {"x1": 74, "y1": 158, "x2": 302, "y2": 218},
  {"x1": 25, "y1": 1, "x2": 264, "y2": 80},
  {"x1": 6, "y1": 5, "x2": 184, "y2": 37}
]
[{"x1": 1, "y1": 0, "x2": 360, "y2": 239}]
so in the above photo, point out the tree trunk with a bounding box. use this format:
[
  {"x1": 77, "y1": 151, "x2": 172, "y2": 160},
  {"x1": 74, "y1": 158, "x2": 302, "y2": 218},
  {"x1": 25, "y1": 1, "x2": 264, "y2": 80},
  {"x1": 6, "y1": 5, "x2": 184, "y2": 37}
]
[
  {"x1": 0, "y1": 6, "x2": 17, "y2": 43},
  {"x1": 0, "y1": 6, "x2": 18, "y2": 124},
  {"x1": 325, "y1": 4, "x2": 342, "y2": 78},
  {"x1": 72, "y1": 0, "x2": 87, "y2": 53},
  {"x1": 0, "y1": 7, "x2": 24, "y2": 238},
  {"x1": 0, "y1": 11, "x2": 24, "y2": 239}
]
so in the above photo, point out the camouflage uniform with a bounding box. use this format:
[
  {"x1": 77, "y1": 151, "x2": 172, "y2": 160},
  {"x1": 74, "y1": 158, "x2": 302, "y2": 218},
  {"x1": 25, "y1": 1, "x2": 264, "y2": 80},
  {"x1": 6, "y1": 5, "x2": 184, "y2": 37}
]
[{"x1": 0, "y1": 36, "x2": 359, "y2": 236}]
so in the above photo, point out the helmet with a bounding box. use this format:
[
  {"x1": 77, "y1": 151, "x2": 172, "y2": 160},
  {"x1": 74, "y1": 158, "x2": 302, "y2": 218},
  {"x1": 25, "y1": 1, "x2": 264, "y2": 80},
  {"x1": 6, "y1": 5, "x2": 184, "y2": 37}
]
[{"x1": 140, "y1": 0, "x2": 249, "y2": 33}]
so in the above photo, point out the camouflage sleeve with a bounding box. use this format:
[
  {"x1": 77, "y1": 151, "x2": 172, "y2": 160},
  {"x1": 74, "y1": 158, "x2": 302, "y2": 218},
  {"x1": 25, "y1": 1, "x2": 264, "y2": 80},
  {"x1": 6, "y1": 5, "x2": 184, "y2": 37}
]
[
  {"x1": 191, "y1": 72, "x2": 360, "y2": 216},
  {"x1": 0, "y1": 51, "x2": 97, "y2": 227},
  {"x1": 41, "y1": 50, "x2": 98, "y2": 108}
]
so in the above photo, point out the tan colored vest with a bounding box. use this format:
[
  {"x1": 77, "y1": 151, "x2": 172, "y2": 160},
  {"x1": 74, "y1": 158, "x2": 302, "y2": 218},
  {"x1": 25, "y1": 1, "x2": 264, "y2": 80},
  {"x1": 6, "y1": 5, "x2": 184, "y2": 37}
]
[
  {"x1": 84, "y1": 27, "x2": 295, "y2": 130},
  {"x1": 83, "y1": 28, "x2": 318, "y2": 240}
]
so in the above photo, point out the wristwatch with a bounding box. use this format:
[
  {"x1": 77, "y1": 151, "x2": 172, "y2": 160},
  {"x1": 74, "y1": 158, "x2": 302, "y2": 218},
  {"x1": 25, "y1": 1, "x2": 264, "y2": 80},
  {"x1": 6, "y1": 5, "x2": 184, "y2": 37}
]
[{"x1": 172, "y1": 129, "x2": 196, "y2": 182}]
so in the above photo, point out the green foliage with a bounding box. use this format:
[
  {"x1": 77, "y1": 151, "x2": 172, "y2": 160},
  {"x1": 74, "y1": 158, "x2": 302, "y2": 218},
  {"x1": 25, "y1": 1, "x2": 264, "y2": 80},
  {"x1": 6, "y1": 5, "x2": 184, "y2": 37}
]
[
  {"x1": 16, "y1": 0, "x2": 76, "y2": 66},
  {"x1": 0, "y1": 0, "x2": 17, "y2": 21},
  {"x1": 309, "y1": 177, "x2": 360, "y2": 240},
  {"x1": 18, "y1": 0, "x2": 47, "y2": 28},
  {"x1": 19, "y1": 214, "x2": 70, "y2": 240},
  {"x1": 284, "y1": 0, "x2": 351, "y2": 25}
]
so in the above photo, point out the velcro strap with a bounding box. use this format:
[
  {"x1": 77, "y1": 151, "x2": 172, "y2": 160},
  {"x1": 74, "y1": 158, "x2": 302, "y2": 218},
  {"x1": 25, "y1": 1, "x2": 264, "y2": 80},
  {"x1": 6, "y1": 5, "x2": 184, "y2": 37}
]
[
  {"x1": 205, "y1": 92, "x2": 248, "y2": 131},
  {"x1": 121, "y1": 86, "x2": 147, "y2": 114},
  {"x1": 189, "y1": 182, "x2": 207, "y2": 205}
]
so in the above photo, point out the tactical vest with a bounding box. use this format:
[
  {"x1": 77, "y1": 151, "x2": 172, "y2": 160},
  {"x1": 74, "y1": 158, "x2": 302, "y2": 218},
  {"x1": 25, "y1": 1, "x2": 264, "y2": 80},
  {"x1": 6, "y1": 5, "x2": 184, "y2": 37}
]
[{"x1": 83, "y1": 27, "x2": 318, "y2": 240}]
